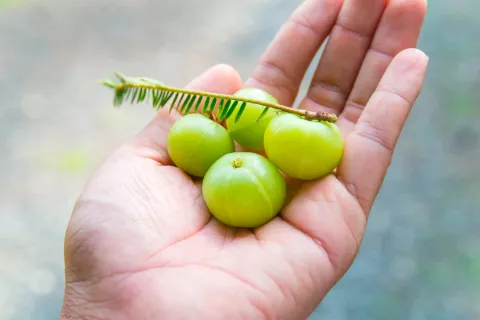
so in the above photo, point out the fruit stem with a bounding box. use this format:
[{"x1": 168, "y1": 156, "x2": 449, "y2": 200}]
[
  {"x1": 205, "y1": 110, "x2": 217, "y2": 122},
  {"x1": 232, "y1": 158, "x2": 243, "y2": 168}
]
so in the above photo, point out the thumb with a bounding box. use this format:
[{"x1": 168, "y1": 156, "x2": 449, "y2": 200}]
[{"x1": 128, "y1": 64, "x2": 244, "y2": 164}]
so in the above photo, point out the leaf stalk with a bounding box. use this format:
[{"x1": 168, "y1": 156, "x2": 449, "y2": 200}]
[{"x1": 100, "y1": 72, "x2": 338, "y2": 123}]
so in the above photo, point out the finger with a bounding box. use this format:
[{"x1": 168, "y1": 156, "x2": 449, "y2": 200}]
[
  {"x1": 131, "y1": 64, "x2": 243, "y2": 164},
  {"x1": 299, "y1": 0, "x2": 387, "y2": 114},
  {"x1": 244, "y1": 0, "x2": 343, "y2": 106},
  {"x1": 337, "y1": 48, "x2": 429, "y2": 214},
  {"x1": 337, "y1": 0, "x2": 427, "y2": 135}
]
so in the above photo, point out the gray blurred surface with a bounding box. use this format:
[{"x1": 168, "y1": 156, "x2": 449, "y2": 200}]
[{"x1": 0, "y1": 0, "x2": 479, "y2": 319}]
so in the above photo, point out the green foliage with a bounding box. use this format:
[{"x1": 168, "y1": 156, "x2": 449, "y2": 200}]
[
  {"x1": 100, "y1": 72, "x2": 338, "y2": 123},
  {"x1": 102, "y1": 72, "x2": 264, "y2": 123}
]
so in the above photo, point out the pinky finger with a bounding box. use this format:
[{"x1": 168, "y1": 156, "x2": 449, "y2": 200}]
[{"x1": 336, "y1": 48, "x2": 429, "y2": 214}]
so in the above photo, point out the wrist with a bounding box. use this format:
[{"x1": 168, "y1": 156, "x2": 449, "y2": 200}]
[
  {"x1": 60, "y1": 285, "x2": 96, "y2": 320},
  {"x1": 60, "y1": 282, "x2": 119, "y2": 320}
]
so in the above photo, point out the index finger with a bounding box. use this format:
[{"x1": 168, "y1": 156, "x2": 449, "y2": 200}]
[{"x1": 245, "y1": 0, "x2": 343, "y2": 106}]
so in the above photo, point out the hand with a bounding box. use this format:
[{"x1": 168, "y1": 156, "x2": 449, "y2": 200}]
[{"x1": 61, "y1": 0, "x2": 429, "y2": 319}]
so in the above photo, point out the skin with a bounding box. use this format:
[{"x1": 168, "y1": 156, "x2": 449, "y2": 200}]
[{"x1": 61, "y1": 0, "x2": 429, "y2": 319}]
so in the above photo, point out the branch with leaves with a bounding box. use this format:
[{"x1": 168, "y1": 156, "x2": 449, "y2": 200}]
[{"x1": 100, "y1": 72, "x2": 338, "y2": 123}]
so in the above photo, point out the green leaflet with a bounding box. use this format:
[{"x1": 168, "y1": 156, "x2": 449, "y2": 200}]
[
  {"x1": 256, "y1": 107, "x2": 270, "y2": 122},
  {"x1": 209, "y1": 97, "x2": 217, "y2": 113},
  {"x1": 235, "y1": 102, "x2": 247, "y2": 123},
  {"x1": 226, "y1": 100, "x2": 239, "y2": 119},
  {"x1": 185, "y1": 95, "x2": 197, "y2": 114},
  {"x1": 180, "y1": 94, "x2": 192, "y2": 113},
  {"x1": 194, "y1": 96, "x2": 203, "y2": 113},
  {"x1": 203, "y1": 97, "x2": 210, "y2": 115},
  {"x1": 219, "y1": 100, "x2": 232, "y2": 121},
  {"x1": 169, "y1": 92, "x2": 180, "y2": 113}
]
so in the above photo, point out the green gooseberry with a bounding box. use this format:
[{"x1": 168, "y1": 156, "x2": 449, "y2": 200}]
[
  {"x1": 167, "y1": 114, "x2": 235, "y2": 177},
  {"x1": 264, "y1": 113, "x2": 344, "y2": 180},
  {"x1": 202, "y1": 152, "x2": 286, "y2": 228}
]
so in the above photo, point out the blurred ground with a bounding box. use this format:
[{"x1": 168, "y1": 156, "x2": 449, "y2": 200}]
[{"x1": 0, "y1": 0, "x2": 479, "y2": 319}]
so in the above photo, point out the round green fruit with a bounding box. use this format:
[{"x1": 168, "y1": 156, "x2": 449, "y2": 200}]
[
  {"x1": 202, "y1": 152, "x2": 286, "y2": 228},
  {"x1": 264, "y1": 113, "x2": 344, "y2": 180},
  {"x1": 225, "y1": 88, "x2": 279, "y2": 151},
  {"x1": 167, "y1": 114, "x2": 234, "y2": 177}
]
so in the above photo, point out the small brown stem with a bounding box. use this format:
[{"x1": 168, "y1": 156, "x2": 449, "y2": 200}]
[
  {"x1": 232, "y1": 158, "x2": 243, "y2": 168},
  {"x1": 205, "y1": 110, "x2": 216, "y2": 122}
]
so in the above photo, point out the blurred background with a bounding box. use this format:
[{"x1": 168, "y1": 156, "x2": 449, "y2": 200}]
[{"x1": 0, "y1": 0, "x2": 479, "y2": 319}]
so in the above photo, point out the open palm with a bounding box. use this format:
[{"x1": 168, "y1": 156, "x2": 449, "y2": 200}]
[{"x1": 61, "y1": 1, "x2": 429, "y2": 319}]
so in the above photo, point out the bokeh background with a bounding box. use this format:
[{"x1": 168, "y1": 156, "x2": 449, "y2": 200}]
[{"x1": 1, "y1": 0, "x2": 479, "y2": 319}]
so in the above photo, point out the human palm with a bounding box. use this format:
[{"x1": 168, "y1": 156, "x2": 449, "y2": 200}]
[{"x1": 61, "y1": 1, "x2": 429, "y2": 319}]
